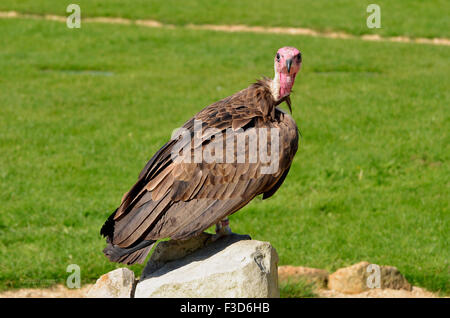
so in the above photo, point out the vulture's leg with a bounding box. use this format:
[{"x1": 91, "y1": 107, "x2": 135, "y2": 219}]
[
  {"x1": 211, "y1": 217, "x2": 251, "y2": 242},
  {"x1": 214, "y1": 217, "x2": 232, "y2": 238}
]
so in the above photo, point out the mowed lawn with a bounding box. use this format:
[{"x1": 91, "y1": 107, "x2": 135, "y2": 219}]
[
  {"x1": 0, "y1": 0, "x2": 449, "y2": 38},
  {"x1": 0, "y1": 17, "x2": 448, "y2": 294}
]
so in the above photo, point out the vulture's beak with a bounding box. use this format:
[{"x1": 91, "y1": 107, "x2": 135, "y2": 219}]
[{"x1": 286, "y1": 58, "x2": 293, "y2": 73}]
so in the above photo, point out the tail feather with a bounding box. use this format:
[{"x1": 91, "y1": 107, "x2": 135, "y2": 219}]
[
  {"x1": 100, "y1": 208, "x2": 117, "y2": 240},
  {"x1": 103, "y1": 240, "x2": 155, "y2": 265}
]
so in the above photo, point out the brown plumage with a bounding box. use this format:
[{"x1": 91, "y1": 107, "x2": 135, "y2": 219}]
[{"x1": 101, "y1": 47, "x2": 302, "y2": 265}]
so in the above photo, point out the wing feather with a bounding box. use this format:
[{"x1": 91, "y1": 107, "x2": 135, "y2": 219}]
[{"x1": 102, "y1": 79, "x2": 299, "y2": 252}]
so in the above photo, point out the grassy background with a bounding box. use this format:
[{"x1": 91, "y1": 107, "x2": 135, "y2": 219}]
[
  {"x1": 0, "y1": 3, "x2": 448, "y2": 296},
  {"x1": 0, "y1": 0, "x2": 449, "y2": 38}
]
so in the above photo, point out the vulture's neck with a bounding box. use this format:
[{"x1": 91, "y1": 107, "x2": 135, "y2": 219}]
[
  {"x1": 268, "y1": 65, "x2": 292, "y2": 113},
  {"x1": 265, "y1": 65, "x2": 292, "y2": 114},
  {"x1": 269, "y1": 71, "x2": 280, "y2": 101}
]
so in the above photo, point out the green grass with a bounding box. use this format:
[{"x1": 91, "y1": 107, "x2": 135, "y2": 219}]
[
  {"x1": 0, "y1": 0, "x2": 449, "y2": 38},
  {"x1": 0, "y1": 16, "x2": 448, "y2": 295},
  {"x1": 280, "y1": 280, "x2": 318, "y2": 298}
]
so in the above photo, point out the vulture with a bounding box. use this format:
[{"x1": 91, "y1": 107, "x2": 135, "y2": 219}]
[{"x1": 101, "y1": 46, "x2": 302, "y2": 265}]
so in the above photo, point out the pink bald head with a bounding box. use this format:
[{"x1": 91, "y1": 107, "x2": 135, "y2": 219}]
[{"x1": 274, "y1": 46, "x2": 302, "y2": 99}]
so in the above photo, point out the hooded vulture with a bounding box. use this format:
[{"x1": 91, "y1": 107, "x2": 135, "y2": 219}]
[{"x1": 101, "y1": 46, "x2": 302, "y2": 264}]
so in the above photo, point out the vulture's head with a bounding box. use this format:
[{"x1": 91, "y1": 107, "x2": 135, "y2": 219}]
[{"x1": 273, "y1": 46, "x2": 302, "y2": 100}]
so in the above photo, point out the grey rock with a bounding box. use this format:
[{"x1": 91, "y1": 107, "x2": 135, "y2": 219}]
[
  {"x1": 141, "y1": 232, "x2": 251, "y2": 279},
  {"x1": 135, "y1": 234, "x2": 279, "y2": 298}
]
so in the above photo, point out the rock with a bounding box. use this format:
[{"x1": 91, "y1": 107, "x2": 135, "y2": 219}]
[
  {"x1": 142, "y1": 232, "x2": 252, "y2": 278},
  {"x1": 278, "y1": 265, "x2": 329, "y2": 288},
  {"x1": 135, "y1": 234, "x2": 279, "y2": 298},
  {"x1": 142, "y1": 232, "x2": 215, "y2": 277},
  {"x1": 328, "y1": 261, "x2": 412, "y2": 294},
  {"x1": 87, "y1": 268, "x2": 135, "y2": 298}
]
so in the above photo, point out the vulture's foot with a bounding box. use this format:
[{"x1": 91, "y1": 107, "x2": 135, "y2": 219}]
[
  {"x1": 210, "y1": 218, "x2": 251, "y2": 242},
  {"x1": 213, "y1": 217, "x2": 232, "y2": 241}
]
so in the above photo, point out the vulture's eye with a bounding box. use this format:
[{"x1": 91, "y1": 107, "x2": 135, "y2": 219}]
[
  {"x1": 297, "y1": 53, "x2": 302, "y2": 62},
  {"x1": 276, "y1": 53, "x2": 281, "y2": 61}
]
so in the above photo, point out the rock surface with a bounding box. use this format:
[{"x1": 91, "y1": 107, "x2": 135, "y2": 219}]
[
  {"x1": 328, "y1": 261, "x2": 412, "y2": 294},
  {"x1": 135, "y1": 234, "x2": 279, "y2": 298},
  {"x1": 87, "y1": 268, "x2": 135, "y2": 298},
  {"x1": 278, "y1": 265, "x2": 329, "y2": 288},
  {"x1": 142, "y1": 232, "x2": 218, "y2": 277}
]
